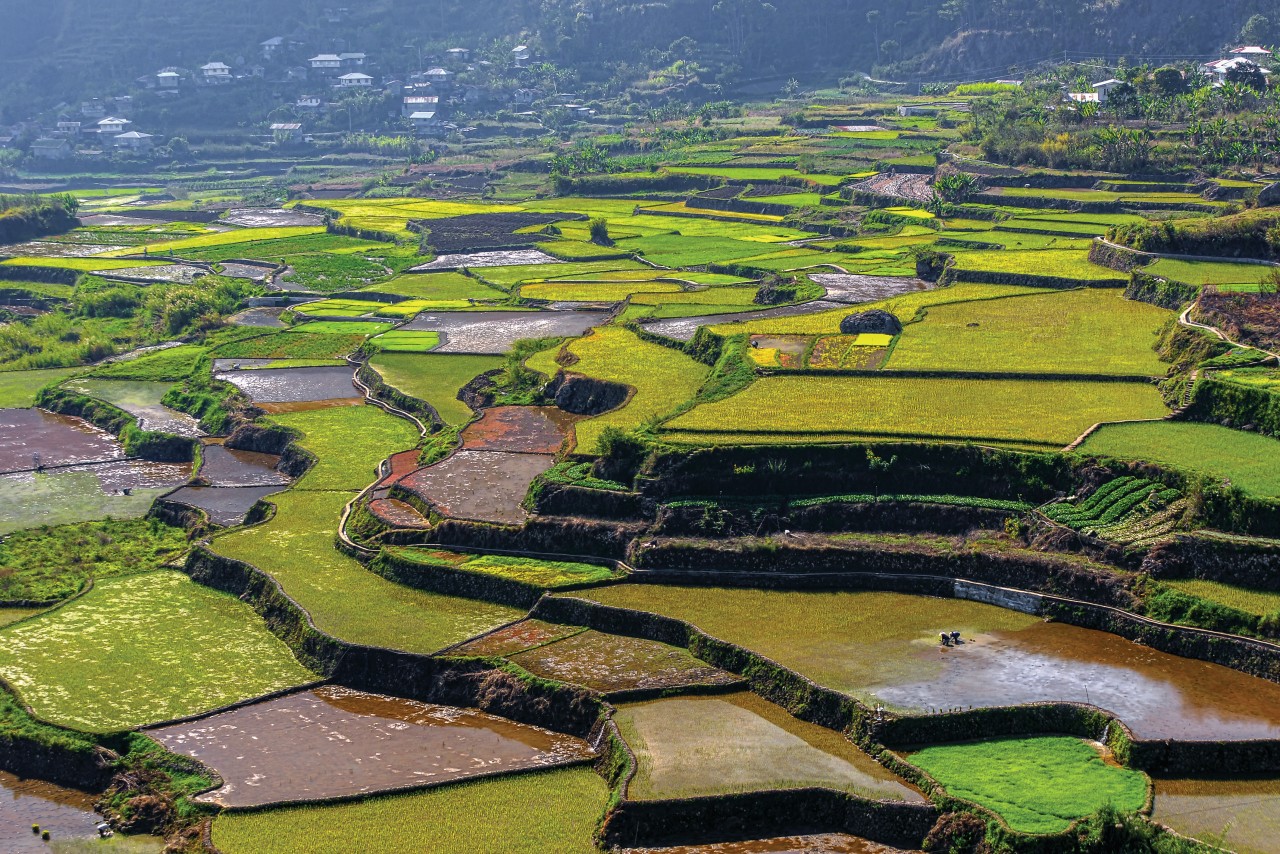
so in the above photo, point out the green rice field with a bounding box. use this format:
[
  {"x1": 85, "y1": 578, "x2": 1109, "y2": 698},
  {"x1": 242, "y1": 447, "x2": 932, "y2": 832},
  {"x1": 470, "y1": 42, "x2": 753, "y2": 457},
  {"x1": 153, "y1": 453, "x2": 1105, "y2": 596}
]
[
  {"x1": 0, "y1": 367, "x2": 84, "y2": 407},
  {"x1": 212, "y1": 766, "x2": 608, "y2": 854},
  {"x1": 908, "y1": 736, "x2": 1147, "y2": 834},
  {"x1": 1078, "y1": 421, "x2": 1280, "y2": 498},
  {"x1": 664, "y1": 375, "x2": 1168, "y2": 448},
  {"x1": 0, "y1": 571, "x2": 315, "y2": 731},
  {"x1": 368, "y1": 353, "x2": 502, "y2": 425}
]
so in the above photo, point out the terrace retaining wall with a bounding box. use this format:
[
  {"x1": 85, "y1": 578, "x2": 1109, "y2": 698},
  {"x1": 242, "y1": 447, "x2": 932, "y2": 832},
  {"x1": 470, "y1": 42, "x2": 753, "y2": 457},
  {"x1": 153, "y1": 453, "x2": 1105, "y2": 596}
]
[
  {"x1": 530, "y1": 482, "x2": 647, "y2": 520},
  {"x1": 654, "y1": 499, "x2": 1017, "y2": 537},
  {"x1": 945, "y1": 267, "x2": 1127, "y2": 289},
  {"x1": 427, "y1": 517, "x2": 644, "y2": 560},
  {"x1": 369, "y1": 549, "x2": 543, "y2": 609},
  {"x1": 1124, "y1": 272, "x2": 1199, "y2": 310},
  {"x1": 599, "y1": 789, "x2": 939, "y2": 851},
  {"x1": 183, "y1": 546, "x2": 603, "y2": 737},
  {"x1": 1143, "y1": 534, "x2": 1280, "y2": 590}
]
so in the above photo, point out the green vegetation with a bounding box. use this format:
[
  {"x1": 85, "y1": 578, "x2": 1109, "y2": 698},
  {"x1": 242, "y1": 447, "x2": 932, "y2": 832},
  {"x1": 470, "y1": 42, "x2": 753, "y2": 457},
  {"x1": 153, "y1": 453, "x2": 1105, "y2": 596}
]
[
  {"x1": 212, "y1": 766, "x2": 609, "y2": 854},
  {"x1": 1145, "y1": 258, "x2": 1274, "y2": 287},
  {"x1": 949, "y1": 249, "x2": 1121, "y2": 282},
  {"x1": 368, "y1": 330, "x2": 440, "y2": 353},
  {"x1": 0, "y1": 518, "x2": 187, "y2": 602},
  {"x1": 89, "y1": 345, "x2": 206, "y2": 381},
  {"x1": 886, "y1": 289, "x2": 1171, "y2": 376},
  {"x1": 0, "y1": 470, "x2": 177, "y2": 537},
  {"x1": 0, "y1": 367, "x2": 83, "y2": 407},
  {"x1": 665, "y1": 375, "x2": 1168, "y2": 448},
  {"x1": 526, "y1": 327, "x2": 709, "y2": 452},
  {"x1": 390, "y1": 547, "x2": 620, "y2": 588},
  {"x1": 212, "y1": 406, "x2": 521, "y2": 652},
  {"x1": 99, "y1": 226, "x2": 326, "y2": 257},
  {"x1": 369, "y1": 272, "x2": 506, "y2": 301},
  {"x1": 369, "y1": 353, "x2": 501, "y2": 425},
  {"x1": 214, "y1": 331, "x2": 368, "y2": 360},
  {"x1": 1079, "y1": 421, "x2": 1280, "y2": 499},
  {"x1": 0, "y1": 571, "x2": 315, "y2": 731},
  {"x1": 1161, "y1": 579, "x2": 1280, "y2": 617},
  {"x1": 909, "y1": 736, "x2": 1148, "y2": 834}
]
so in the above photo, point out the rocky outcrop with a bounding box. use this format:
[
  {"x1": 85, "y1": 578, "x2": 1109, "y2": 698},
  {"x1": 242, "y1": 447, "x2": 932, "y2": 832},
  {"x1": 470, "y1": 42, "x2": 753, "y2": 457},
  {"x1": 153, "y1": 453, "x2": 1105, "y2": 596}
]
[
  {"x1": 545, "y1": 371, "x2": 630, "y2": 415},
  {"x1": 840, "y1": 309, "x2": 903, "y2": 335}
]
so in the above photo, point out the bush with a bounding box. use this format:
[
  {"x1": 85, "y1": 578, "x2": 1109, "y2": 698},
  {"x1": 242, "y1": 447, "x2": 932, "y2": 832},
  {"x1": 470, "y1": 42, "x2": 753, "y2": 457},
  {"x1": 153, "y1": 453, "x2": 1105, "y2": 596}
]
[{"x1": 588, "y1": 217, "x2": 612, "y2": 246}]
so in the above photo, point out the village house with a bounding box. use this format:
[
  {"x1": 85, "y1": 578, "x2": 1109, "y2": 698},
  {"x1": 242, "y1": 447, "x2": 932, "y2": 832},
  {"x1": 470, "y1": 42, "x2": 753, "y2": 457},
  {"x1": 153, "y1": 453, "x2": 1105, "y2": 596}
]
[
  {"x1": 260, "y1": 36, "x2": 285, "y2": 59},
  {"x1": 296, "y1": 96, "x2": 324, "y2": 112},
  {"x1": 424, "y1": 67, "x2": 453, "y2": 86},
  {"x1": 32, "y1": 138, "x2": 72, "y2": 160},
  {"x1": 336, "y1": 72, "x2": 374, "y2": 88},
  {"x1": 97, "y1": 116, "x2": 131, "y2": 135},
  {"x1": 512, "y1": 45, "x2": 532, "y2": 67},
  {"x1": 309, "y1": 54, "x2": 343, "y2": 75},
  {"x1": 339, "y1": 52, "x2": 367, "y2": 69},
  {"x1": 1091, "y1": 79, "x2": 1124, "y2": 102},
  {"x1": 408, "y1": 111, "x2": 442, "y2": 134},
  {"x1": 156, "y1": 69, "x2": 183, "y2": 90},
  {"x1": 445, "y1": 47, "x2": 471, "y2": 63},
  {"x1": 270, "y1": 122, "x2": 303, "y2": 143},
  {"x1": 114, "y1": 131, "x2": 155, "y2": 153},
  {"x1": 1201, "y1": 56, "x2": 1270, "y2": 86},
  {"x1": 55, "y1": 120, "x2": 81, "y2": 137},
  {"x1": 402, "y1": 95, "x2": 439, "y2": 117},
  {"x1": 80, "y1": 100, "x2": 106, "y2": 119},
  {"x1": 201, "y1": 62, "x2": 232, "y2": 83},
  {"x1": 1230, "y1": 45, "x2": 1273, "y2": 59}
]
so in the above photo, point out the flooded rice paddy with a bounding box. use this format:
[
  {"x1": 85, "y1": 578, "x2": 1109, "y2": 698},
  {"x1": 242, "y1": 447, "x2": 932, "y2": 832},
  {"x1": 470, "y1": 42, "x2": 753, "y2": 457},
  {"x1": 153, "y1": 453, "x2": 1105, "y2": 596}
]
[
  {"x1": 214, "y1": 365, "x2": 358, "y2": 405},
  {"x1": 63, "y1": 379, "x2": 204, "y2": 436},
  {"x1": 399, "y1": 449, "x2": 553, "y2": 524},
  {"x1": 808, "y1": 274, "x2": 929, "y2": 304},
  {"x1": 461, "y1": 405, "x2": 579, "y2": 454},
  {"x1": 0, "y1": 409, "x2": 122, "y2": 472},
  {"x1": 508, "y1": 629, "x2": 740, "y2": 694},
  {"x1": 642, "y1": 300, "x2": 857, "y2": 342},
  {"x1": 0, "y1": 463, "x2": 190, "y2": 535},
  {"x1": 227, "y1": 308, "x2": 286, "y2": 327},
  {"x1": 410, "y1": 249, "x2": 564, "y2": 270},
  {"x1": 164, "y1": 485, "x2": 287, "y2": 527},
  {"x1": 616, "y1": 692, "x2": 923, "y2": 802},
  {"x1": 402, "y1": 310, "x2": 604, "y2": 353},
  {"x1": 197, "y1": 442, "x2": 288, "y2": 486},
  {"x1": 151, "y1": 686, "x2": 594, "y2": 808},
  {"x1": 1151, "y1": 777, "x2": 1280, "y2": 854},
  {"x1": 575, "y1": 587, "x2": 1280, "y2": 741},
  {"x1": 0, "y1": 771, "x2": 104, "y2": 853},
  {"x1": 222, "y1": 208, "x2": 323, "y2": 228}
]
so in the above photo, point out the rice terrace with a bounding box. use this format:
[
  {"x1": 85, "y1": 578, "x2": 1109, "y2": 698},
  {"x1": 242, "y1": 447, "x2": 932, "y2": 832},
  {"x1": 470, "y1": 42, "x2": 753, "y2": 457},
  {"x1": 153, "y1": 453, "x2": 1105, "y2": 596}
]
[{"x1": 2, "y1": 10, "x2": 1280, "y2": 854}]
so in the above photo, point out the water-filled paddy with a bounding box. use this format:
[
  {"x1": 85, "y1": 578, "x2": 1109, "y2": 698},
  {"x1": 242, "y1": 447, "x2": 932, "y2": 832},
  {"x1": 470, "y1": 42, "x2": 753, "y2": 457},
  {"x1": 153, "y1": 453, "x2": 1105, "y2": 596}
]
[
  {"x1": 399, "y1": 449, "x2": 553, "y2": 524},
  {"x1": 1151, "y1": 777, "x2": 1280, "y2": 854},
  {"x1": 164, "y1": 484, "x2": 288, "y2": 526},
  {"x1": 196, "y1": 442, "x2": 288, "y2": 486},
  {"x1": 616, "y1": 692, "x2": 923, "y2": 801},
  {"x1": 0, "y1": 461, "x2": 191, "y2": 535},
  {"x1": 508, "y1": 629, "x2": 739, "y2": 694},
  {"x1": 573, "y1": 586, "x2": 1280, "y2": 740},
  {"x1": 402, "y1": 310, "x2": 603, "y2": 353},
  {"x1": 152, "y1": 686, "x2": 593, "y2": 807},
  {"x1": 0, "y1": 409, "x2": 121, "y2": 472},
  {"x1": 214, "y1": 365, "x2": 358, "y2": 404},
  {"x1": 0, "y1": 770, "x2": 103, "y2": 852},
  {"x1": 63, "y1": 379, "x2": 203, "y2": 436},
  {"x1": 461, "y1": 405, "x2": 580, "y2": 454}
]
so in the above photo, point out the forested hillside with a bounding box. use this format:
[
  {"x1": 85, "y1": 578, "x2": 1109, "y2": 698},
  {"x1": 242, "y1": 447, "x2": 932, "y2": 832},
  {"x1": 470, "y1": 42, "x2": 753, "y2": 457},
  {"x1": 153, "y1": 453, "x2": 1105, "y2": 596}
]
[{"x1": 0, "y1": 0, "x2": 1274, "y2": 117}]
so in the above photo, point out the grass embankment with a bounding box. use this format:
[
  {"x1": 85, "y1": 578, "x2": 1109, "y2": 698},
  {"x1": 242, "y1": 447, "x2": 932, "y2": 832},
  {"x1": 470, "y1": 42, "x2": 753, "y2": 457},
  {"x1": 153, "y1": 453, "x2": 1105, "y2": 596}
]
[
  {"x1": 211, "y1": 405, "x2": 521, "y2": 653},
  {"x1": 390, "y1": 548, "x2": 619, "y2": 588},
  {"x1": 88, "y1": 345, "x2": 206, "y2": 381},
  {"x1": 213, "y1": 330, "x2": 369, "y2": 360},
  {"x1": 663, "y1": 374, "x2": 1168, "y2": 448},
  {"x1": 525, "y1": 327, "x2": 710, "y2": 453},
  {"x1": 368, "y1": 353, "x2": 502, "y2": 425},
  {"x1": 616, "y1": 691, "x2": 920, "y2": 801},
  {"x1": 909, "y1": 736, "x2": 1148, "y2": 834},
  {"x1": 0, "y1": 518, "x2": 187, "y2": 602},
  {"x1": 568, "y1": 586, "x2": 1037, "y2": 699},
  {"x1": 0, "y1": 571, "x2": 315, "y2": 731},
  {"x1": 886, "y1": 288, "x2": 1171, "y2": 376},
  {"x1": 0, "y1": 367, "x2": 84, "y2": 407},
  {"x1": 212, "y1": 765, "x2": 608, "y2": 854},
  {"x1": 1078, "y1": 421, "x2": 1280, "y2": 499}
]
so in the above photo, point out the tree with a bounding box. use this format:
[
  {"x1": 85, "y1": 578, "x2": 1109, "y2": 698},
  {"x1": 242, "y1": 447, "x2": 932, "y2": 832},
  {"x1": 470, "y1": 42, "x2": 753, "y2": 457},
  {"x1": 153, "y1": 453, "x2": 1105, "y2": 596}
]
[
  {"x1": 712, "y1": 0, "x2": 775, "y2": 58},
  {"x1": 1239, "y1": 14, "x2": 1275, "y2": 46},
  {"x1": 588, "y1": 217, "x2": 611, "y2": 245},
  {"x1": 1226, "y1": 60, "x2": 1267, "y2": 92},
  {"x1": 1152, "y1": 67, "x2": 1186, "y2": 96}
]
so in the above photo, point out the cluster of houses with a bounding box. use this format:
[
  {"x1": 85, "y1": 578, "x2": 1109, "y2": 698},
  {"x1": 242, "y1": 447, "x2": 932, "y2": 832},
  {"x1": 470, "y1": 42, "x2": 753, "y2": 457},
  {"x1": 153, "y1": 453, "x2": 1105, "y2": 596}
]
[
  {"x1": 1060, "y1": 45, "x2": 1274, "y2": 106},
  {"x1": 28, "y1": 101, "x2": 160, "y2": 161}
]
